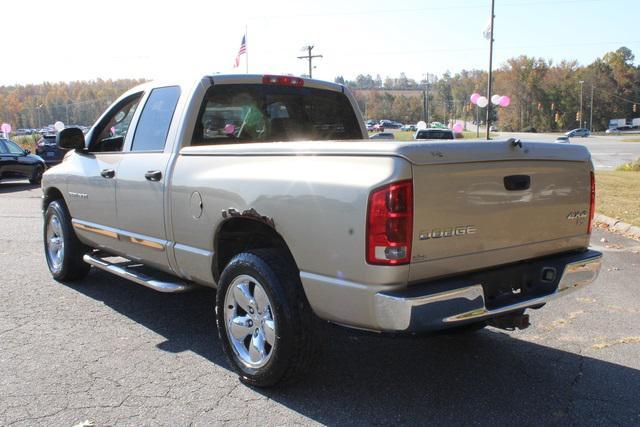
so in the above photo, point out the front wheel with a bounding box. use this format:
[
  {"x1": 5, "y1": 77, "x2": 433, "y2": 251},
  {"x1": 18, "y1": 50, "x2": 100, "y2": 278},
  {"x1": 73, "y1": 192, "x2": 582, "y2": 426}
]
[
  {"x1": 216, "y1": 249, "x2": 316, "y2": 387},
  {"x1": 30, "y1": 165, "x2": 44, "y2": 185},
  {"x1": 44, "y1": 200, "x2": 90, "y2": 281}
]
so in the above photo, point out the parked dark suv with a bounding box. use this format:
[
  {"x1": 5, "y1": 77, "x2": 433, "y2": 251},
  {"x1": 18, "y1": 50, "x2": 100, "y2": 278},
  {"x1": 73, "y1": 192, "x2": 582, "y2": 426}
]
[
  {"x1": 0, "y1": 138, "x2": 46, "y2": 184},
  {"x1": 36, "y1": 134, "x2": 67, "y2": 167}
]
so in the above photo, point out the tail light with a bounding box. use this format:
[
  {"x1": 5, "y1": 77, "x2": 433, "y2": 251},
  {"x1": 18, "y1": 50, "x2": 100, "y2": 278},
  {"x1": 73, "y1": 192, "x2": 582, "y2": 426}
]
[
  {"x1": 366, "y1": 180, "x2": 413, "y2": 265},
  {"x1": 262, "y1": 75, "x2": 304, "y2": 87},
  {"x1": 587, "y1": 171, "x2": 596, "y2": 233}
]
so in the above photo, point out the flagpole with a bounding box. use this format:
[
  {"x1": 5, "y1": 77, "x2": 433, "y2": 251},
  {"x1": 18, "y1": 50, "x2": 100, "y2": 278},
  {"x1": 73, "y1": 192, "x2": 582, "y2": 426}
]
[
  {"x1": 245, "y1": 25, "x2": 248, "y2": 74},
  {"x1": 485, "y1": 0, "x2": 495, "y2": 140}
]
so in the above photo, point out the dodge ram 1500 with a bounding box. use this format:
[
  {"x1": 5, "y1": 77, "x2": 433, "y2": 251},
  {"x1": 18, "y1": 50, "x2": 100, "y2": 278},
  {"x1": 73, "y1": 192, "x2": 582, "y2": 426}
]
[{"x1": 42, "y1": 74, "x2": 602, "y2": 386}]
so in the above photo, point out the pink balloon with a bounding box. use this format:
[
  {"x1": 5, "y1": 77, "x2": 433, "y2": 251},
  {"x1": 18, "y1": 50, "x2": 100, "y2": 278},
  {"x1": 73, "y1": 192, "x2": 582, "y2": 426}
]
[
  {"x1": 1, "y1": 123, "x2": 11, "y2": 133},
  {"x1": 499, "y1": 95, "x2": 511, "y2": 107},
  {"x1": 453, "y1": 123, "x2": 463, "y2": 133},
  {"x1": 223, "y1": 124, "x2": 236, "y2": 134},
  {"x1": 470, "y1": 93, "x2": 481, "y2": 104}
]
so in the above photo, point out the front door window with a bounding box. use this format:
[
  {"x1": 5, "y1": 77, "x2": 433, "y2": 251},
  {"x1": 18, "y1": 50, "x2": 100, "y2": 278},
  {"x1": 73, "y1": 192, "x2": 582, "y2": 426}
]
[{"x1": 89, "y1": 95, "x2": 142, "y2": 153}]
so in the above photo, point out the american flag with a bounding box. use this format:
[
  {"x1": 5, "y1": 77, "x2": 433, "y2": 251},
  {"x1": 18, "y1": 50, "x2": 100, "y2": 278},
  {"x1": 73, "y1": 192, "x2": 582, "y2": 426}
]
[{"x1": 234, "y1": 35, "x2": 247, "y2": 68}]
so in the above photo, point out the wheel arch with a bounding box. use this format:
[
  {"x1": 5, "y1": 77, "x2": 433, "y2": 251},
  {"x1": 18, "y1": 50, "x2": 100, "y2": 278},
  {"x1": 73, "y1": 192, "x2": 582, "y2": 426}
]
[
  {"x1": 213, "y1": 216, "x2": 298, "y2": 283},
  {"x1": 42, "y1": 186, "x2": 65, "y2": 211}
]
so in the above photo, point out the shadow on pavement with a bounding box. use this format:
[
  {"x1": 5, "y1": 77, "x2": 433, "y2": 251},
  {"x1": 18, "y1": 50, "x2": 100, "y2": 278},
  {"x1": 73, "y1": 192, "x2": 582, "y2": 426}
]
[
  {"x1": 0, "y1": 180, "x2": 40, "y2": 194},
  {"x1": 69, "y1": 269, "x2": 640, "y2": 425}
]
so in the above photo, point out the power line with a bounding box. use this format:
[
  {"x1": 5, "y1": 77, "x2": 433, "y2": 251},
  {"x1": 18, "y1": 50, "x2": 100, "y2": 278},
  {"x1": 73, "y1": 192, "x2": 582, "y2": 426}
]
[
  {"x1": 593, "y1": 87, "x2": 640, "y2": 105},
  {"x1": 326, "y1": 40, "x2": 640, "y2": 58},
  {"x1": 255, "y1": 0, "x2": 616, "y2": 19}
]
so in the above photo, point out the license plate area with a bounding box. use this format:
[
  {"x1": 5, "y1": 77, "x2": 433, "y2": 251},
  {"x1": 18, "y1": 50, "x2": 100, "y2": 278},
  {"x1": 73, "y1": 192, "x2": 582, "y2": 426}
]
[{"x1": 478, "y1": 259, "x2": 564, "y2": 310}]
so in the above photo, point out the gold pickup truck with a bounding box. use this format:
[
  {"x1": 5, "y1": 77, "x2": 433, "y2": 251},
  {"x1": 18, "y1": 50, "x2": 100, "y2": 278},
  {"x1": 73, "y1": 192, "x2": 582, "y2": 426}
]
[{"x1": 41, "y1": 74, "x2": 601, "y2": 387}]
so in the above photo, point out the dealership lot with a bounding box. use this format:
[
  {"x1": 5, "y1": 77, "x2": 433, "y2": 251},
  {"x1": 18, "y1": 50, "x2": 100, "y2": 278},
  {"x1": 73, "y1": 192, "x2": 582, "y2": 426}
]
[
  {"x1": 1, "y1": 182, "x2": 639, "y2": 426},
  {"x1": 496, "y1": 132, "x2": 640, "y2": 171}
]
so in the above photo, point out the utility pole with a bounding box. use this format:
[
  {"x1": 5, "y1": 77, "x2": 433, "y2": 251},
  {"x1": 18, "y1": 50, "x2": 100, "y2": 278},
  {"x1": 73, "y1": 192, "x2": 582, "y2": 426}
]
[
  {"x1": 422, "y1": 73, "x2": 434, "y2": 124},
  {"x1": 589, "y1": 83, "x2": 594, "y2": 131},
  {"x1": 485, "y1": 0, "x2": 496, "y2": 139},
  {"x1": 579, "y1": 80, "x2": 584, "y2": 128},
  {"x1": 298, "y1": 45, "x2": 323, "y2": 78},
  {"x1": 36, "y1": 104, "x2": 43, "y2": 129}
]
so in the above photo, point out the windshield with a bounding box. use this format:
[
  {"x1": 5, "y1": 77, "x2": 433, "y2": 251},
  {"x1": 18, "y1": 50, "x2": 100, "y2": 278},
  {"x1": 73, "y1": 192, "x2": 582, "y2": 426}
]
[{"x1": 192, "y1": 84, "x2": 362, "y2": 145}]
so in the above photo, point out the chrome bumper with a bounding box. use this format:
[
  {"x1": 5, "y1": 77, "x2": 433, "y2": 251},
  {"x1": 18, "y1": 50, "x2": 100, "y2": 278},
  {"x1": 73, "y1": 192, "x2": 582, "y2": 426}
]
[{"x1": 374, "y1": 250, "x2": 603, "y2": 332}]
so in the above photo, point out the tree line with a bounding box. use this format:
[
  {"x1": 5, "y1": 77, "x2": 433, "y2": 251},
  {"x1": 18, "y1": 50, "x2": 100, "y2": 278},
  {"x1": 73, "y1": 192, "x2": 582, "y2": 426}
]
[
  {"x1": 336, "y1": 47, "x2": 640, "y2": 131},
  {"x1": 0, "y1": 78, "x2": 146, "y2": 129},
  {"x1": 1, "y1": 47, "x2": 638, "y2": 133}
]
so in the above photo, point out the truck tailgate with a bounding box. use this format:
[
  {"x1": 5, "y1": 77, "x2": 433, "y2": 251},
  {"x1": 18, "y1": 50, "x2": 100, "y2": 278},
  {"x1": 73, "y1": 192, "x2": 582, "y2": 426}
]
[{"x1": 409, "y1": 158, "x2": 592, "y2": 282}]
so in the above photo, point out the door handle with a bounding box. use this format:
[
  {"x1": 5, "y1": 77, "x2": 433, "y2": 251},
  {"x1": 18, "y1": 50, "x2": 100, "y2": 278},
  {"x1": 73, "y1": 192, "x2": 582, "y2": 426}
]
[
  {"x1": 145, "y1": 170, "x2": 162, "y2": 181},
  {"x1": 100, "y1": 169, "x2": 115, "y2": 179},
  {"x1": 504, "y1": 175, "x2": 530, "y2": 191}
]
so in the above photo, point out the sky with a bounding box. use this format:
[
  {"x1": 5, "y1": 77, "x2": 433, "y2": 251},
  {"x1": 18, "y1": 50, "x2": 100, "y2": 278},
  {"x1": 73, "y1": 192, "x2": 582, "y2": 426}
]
[{"x1": 2, "y1": 0, "x2": 638, "y2": 86}]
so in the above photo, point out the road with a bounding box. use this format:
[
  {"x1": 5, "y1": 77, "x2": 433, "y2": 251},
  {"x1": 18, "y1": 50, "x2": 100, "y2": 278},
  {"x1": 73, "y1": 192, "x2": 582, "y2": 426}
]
[
  {"x1": 495, "y1": 132, "x2": 640, "y2": 170},
  {"x1": 1, "y1": 181, "x2": 639, "y2": 425}
]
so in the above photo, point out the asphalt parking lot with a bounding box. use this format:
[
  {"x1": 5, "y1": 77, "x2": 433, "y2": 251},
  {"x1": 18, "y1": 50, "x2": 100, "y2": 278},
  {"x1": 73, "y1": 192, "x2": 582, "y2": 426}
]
[{"x1": 1, "y1": 181, "x2": 639, "y2": 426}]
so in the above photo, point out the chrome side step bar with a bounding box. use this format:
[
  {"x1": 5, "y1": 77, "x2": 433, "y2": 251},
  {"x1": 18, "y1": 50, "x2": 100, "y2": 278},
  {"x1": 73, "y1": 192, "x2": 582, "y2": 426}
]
[{"x1": 83, "y1": 253, "x2": 196, "y2": 293}]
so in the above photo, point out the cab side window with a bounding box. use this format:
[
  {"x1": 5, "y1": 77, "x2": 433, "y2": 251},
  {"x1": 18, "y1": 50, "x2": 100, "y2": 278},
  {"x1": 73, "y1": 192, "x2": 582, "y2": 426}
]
[
  {"x1": 130, "y1": 86, "x2": 181, "y2": 152},
  {"x1": 90, "y1": 94, "x2": 142, "y2": 153}
]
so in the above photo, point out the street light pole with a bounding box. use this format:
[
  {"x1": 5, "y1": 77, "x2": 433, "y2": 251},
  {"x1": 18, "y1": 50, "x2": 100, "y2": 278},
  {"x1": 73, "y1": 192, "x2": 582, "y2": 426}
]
[
  {"x1": 579, "y1": 80, "x2": 584, "y2": 128},
  {"x1": 485, "y1": 0, "x2": 495, "y2": 140},
  {"x1": 589, "y1": 83, "x2": 594, "y2": 131}
]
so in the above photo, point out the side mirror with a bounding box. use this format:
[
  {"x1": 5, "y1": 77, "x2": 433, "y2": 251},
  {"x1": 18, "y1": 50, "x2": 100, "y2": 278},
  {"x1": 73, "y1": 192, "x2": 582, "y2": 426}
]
[
  {"x1": 57, "y1": 127, "x2": 86, "y2": 151},
  {"x1": 24, "y1": 149, "x2": 31, "y2": 155}
]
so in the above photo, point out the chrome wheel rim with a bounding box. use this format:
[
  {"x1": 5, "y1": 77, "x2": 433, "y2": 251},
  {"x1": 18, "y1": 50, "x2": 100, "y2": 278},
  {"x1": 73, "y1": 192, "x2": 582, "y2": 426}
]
[
  {"x1": 224, "y1": 274, "x2": 276, "y2": 369},
  {"x1": 46, "y1": 214, "x2": 64, "y2": 271}
]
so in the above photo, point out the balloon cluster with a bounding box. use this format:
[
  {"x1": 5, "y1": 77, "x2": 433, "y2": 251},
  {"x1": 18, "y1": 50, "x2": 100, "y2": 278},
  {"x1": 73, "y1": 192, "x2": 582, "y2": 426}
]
[{"x1": 470, "y1": 93, "x2": 510, "y2": 108}]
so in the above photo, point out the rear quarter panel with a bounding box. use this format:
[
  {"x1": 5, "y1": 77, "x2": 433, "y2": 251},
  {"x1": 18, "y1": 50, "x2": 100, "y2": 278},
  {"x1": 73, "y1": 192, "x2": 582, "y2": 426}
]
[{"x1": 169, "y1": 154, "x2": 411, "y2": 288}]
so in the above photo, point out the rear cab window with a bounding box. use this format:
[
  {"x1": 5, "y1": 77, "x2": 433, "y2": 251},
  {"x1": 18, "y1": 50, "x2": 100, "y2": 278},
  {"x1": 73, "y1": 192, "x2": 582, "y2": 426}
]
[
  {"x1": 415, "y1": 130, "x2": 454, "y2": 140},
  {"x1": 131, "y1": 86, "x2": 181, "y2": 152},
  {"x1": 191, "y1": 84, "x2": 361, "y2": 145}
]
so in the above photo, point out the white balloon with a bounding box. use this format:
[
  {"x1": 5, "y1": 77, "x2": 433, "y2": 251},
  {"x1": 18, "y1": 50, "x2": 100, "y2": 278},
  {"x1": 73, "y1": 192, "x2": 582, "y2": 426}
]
[
  {"x1": 416, "y1": 120, "x2": 427, "y2": 130},
  {"x1": 491, "y1": 94, "x2": 502, "y2": 105},
  {"x1": 54, "y1": 121, "x2": 65, "y2": 131},
  {"x1": 477, "y1": 96, "x2": 488, "y2": 108}
]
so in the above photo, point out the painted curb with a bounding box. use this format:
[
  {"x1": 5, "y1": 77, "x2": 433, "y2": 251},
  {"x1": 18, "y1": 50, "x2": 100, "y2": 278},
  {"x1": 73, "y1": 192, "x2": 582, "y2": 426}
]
[{"x1": 595, "y1": 213, "x2": 640, "y2": 240}]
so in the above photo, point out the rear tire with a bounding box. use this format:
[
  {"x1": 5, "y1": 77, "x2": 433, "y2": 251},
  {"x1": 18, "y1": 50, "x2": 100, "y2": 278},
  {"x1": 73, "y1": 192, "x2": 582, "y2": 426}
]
[
  {"x1": 216, "y1": 249, "x2": 316, "y2": 387},
  {"x1": 44, "y1": 200, "x2": 90, "y2": 281}
]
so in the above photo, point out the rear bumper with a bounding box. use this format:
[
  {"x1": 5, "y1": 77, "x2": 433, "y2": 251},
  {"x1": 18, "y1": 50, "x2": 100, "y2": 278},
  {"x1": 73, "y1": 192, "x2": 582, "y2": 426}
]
[{"x1": 373, "y1": 249, "x2": 602, "y2": 332}]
